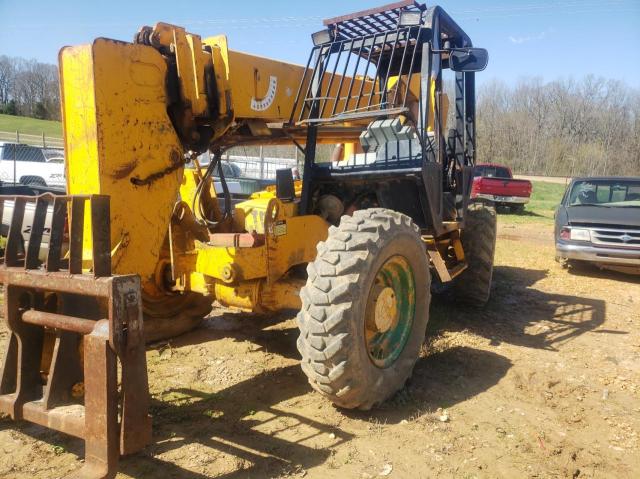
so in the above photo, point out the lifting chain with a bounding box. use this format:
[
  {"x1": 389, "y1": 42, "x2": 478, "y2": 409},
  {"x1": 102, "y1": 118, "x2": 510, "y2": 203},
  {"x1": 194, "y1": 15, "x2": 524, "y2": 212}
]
[{"x1": 130, "y1": 150, "x2": 191, "y2": 187}]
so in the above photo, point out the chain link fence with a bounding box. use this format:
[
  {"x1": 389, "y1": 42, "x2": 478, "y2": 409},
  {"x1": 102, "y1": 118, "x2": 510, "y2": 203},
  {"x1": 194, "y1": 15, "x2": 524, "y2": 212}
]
[{"x1": 0, "y1": 130, "x2": 340, "y2": 183}]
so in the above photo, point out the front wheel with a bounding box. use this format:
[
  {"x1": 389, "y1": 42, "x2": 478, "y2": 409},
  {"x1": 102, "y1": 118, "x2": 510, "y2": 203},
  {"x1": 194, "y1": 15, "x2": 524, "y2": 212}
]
[
  {"x1": 20, "y1": 175, "x2": 47, "y2": 187},
  {"x1": 296, "y1": 209, "x2": 431, "y2": 410}
]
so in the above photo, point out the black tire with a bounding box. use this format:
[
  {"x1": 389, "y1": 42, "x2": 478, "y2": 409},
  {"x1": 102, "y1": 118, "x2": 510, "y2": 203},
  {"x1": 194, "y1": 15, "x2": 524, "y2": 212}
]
[
  {"x1": 453, "y1": 201, "x2": 497, "y2": 306},
  {"x1": 511, "y1": 204, "x2": 525, "y2": 214},
  {"x1": 142, "y1": 291, "x2": 212, "y2": 343},
  {"x1": 296, "y1": 208, "x2": 431, "y2": 410},
  {"x1": 20, "y1": 175, "x2": 46, "y2": 187}
]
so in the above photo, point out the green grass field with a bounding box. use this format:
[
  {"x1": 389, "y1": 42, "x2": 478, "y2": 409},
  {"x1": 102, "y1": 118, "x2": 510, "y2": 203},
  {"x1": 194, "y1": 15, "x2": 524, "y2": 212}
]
[
  {"x1": 499, "y1": 180, "x2": 567, "y2": 224},
  {"x1": 0, "y1": 114, "x2": 62, "y2": 138}
]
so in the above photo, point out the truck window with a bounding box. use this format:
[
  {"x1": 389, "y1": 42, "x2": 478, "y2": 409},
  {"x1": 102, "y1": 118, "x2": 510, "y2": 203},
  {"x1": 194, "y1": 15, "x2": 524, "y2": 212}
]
[
  {"x1": 474, "y1": 166, "x2": 511, "y2": 178},
  {"x1": 596, "y1": 185, "x2": 611, "y2": 202},
  {"x1": 42, "y1": 148, "x2": 65, "y2": 161},
  {"x1": 569, "y1": 180, "x2": 640, "y2": 205},
  {"x1": 0, "y1": 144, "x2": 46, "y2": 162}
]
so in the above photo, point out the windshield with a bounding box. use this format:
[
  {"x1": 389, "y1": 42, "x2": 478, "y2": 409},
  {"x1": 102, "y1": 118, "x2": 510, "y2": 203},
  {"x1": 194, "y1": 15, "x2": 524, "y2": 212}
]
[
  {"x1": 0, "y1": 143, "x2": 46, "y2": 162},
  {"x1": 474, "y1": 166, "x2": 510, "y2": 178},
  {"x1": 568, "y1": 180, "x2": 640, "y2": 207}
]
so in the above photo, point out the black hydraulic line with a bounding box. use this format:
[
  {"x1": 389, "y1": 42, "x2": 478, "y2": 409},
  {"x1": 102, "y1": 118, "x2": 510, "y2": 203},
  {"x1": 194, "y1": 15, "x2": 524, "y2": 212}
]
[{"x1": 192, "y1": 149, "x2": 232, "y2": 227}]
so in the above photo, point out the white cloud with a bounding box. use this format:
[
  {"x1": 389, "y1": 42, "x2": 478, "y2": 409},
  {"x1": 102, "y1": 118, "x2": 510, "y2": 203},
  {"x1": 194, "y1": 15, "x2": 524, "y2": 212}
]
[{"x1": 508, "y1": 29, "x2": 551, "y2": 45}]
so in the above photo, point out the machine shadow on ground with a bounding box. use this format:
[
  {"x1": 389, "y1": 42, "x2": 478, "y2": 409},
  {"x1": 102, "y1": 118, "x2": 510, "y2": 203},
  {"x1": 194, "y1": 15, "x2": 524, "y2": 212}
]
[
  {"x1": 0, "y1": 264, "x2": 614, "y2": 477},
  {"x1": 120, "y1": 365, "x2": 347, "y2": 478},
  {"x1": 565, "y1": 262, "x2": 640, "y2": 284},
  {"x1": 495, "y1": 207, "x2": 548, "y2": 219},
  {"x1": 431, "y1": 265, "x2": 612, "y2": 352}
]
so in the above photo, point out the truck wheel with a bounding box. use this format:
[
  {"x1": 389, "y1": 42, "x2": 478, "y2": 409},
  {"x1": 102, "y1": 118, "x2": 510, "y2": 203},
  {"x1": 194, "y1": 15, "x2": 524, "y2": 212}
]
[
  {"x1": 296, "y1": 208, "x2": 431, "y2": 410},
  {"x1": 20, "y1": 175, "x2": 46, "y2": 187},
  {"x1": 454, "y1": 201, "x2": 497, "y2": 306},
  {"x1": 511, "y1": 204, "x2": 525, "y2": 214}
]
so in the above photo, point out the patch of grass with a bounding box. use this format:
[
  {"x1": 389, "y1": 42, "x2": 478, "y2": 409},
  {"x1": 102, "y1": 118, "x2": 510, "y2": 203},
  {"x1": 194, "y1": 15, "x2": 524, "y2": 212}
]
[
  {"x1": 528, "y1": 181, "x2": 568, "y2": 212},
  {"x1": 0, "y1": 114, "x2": 62, "y2": 138},
  {"x1": 500, "y1": 180, "x2": 567, "y2": 224}
]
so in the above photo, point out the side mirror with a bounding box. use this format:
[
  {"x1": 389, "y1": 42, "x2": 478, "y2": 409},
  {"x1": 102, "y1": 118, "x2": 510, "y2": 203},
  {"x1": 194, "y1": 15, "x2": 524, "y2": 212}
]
[{"x1": 449, "y1": 48, "x2": 489, "y2": 72}]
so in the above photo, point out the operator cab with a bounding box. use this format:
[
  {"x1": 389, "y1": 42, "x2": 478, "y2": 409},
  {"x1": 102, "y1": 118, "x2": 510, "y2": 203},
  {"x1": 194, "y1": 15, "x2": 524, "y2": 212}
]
[{"x1": 292, "y1": 1, "x2": 487, "y2": 237}]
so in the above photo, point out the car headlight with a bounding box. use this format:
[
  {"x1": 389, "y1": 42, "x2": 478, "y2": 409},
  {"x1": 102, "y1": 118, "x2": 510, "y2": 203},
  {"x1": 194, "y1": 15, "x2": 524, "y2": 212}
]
[{"x1": 569, "y1": 228, "x2": 591, "y2": 242}]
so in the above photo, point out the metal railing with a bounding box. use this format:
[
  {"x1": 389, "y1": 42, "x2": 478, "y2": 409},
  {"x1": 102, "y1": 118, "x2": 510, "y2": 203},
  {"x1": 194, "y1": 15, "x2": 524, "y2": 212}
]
[
  {"x1": 0, "y1": 130, "x2": 64, "y2": 148},
  {"x1": 228, "y1": 155, "x2": 298, "y2": 179}
]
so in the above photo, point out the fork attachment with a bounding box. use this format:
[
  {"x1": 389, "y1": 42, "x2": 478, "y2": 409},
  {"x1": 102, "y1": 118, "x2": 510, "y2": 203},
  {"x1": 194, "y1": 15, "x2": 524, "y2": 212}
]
[{"x1": 0, "y1": 194, "x2": 151, "y2": 479}]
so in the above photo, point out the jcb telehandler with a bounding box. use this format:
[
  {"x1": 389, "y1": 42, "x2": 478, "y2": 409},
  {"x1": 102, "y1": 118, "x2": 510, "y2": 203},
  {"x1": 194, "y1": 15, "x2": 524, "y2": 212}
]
[{"x1": 0, "y1": 2, "x2": 495, "y2": 476}]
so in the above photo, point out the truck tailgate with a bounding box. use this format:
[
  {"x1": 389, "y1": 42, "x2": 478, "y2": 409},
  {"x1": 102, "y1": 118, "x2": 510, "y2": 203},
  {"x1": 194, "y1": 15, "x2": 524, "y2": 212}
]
[{"x1": 474, "y1": 177, "x2": 532, "y2": 197}]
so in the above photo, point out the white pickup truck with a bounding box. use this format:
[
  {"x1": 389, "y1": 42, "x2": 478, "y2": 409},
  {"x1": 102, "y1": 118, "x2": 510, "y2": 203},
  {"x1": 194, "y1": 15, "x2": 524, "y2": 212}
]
[
  {"x1": 0, "y1": 142, "x2": 66, "y2": 188},
  {"x1": 0, "y1": 197, "x2": 59, "y2": 261}
]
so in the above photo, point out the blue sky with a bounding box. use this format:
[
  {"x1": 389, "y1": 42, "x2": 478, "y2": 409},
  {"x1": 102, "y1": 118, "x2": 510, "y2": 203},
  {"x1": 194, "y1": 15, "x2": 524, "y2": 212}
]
[{"x1": 1, "y1": 0, "x2": 639, "y2": 87}]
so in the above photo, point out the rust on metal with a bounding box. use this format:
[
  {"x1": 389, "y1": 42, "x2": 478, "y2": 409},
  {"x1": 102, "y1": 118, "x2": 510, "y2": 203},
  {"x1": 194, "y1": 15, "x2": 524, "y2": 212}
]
[
  {"x1": 25, "y1": 196, "x2": 50, "y2": 269},
  {"x1": 5, "y1": 196, "x2": 26, "y2": 266},
  {"x1": 0, "y1": 193, "x2": 151, "y2": 479},
  {"x1": 21, "y1": 310, "x2": 98, "y2": 335},
  {"x1": 323, "y1": 0, "x2": 419, "y2": 26},
  {"x1": 69, "y1": 196, "x2": 86, "y2": 274},
  {"x1": 47, "y1": 196, "x2": 69, "y2": 272}
]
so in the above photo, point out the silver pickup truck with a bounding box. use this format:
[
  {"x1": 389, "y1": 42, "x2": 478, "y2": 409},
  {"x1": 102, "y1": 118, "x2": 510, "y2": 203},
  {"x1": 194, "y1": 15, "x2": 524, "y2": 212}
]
[{"x1": 555, "y1": 177, "x2": 640, "y2": 275}]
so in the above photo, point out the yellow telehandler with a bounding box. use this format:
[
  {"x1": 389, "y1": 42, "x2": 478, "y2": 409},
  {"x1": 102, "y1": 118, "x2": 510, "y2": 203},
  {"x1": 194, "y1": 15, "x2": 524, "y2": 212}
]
[{"x1": 0, "y1": 2, "x2": 495, "y2": 476}]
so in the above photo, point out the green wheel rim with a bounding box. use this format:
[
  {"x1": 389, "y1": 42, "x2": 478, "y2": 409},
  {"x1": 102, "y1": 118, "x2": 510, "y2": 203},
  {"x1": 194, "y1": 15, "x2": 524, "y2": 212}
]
[{"x1": 365, "y1": 255, "x2": 416, "y2": 368}]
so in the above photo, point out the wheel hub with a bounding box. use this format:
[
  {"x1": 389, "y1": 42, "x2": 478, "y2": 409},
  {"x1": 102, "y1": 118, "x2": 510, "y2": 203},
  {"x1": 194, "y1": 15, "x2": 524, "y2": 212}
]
[
  {"x1": 364, "y1": 255, "x2": 416, "y2": 368},
  {"x1": 372, "y1": 286, "x2": 398, "y2": 333}
]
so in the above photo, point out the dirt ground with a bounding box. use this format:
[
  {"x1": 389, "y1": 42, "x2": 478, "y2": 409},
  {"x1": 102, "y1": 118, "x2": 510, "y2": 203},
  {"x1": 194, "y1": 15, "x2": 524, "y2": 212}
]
[{"x1": 0, "y1": 219, "x2": 639, "y2": 478}]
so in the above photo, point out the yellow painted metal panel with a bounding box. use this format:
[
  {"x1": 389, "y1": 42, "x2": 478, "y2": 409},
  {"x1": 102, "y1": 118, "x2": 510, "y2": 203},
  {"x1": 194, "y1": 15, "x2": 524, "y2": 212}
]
[
  {"x1": 195, "y1": 244, "x2": 267, "y2": 281},
  {"x1": 202, "y1": 40, "x2": 376, "y2": 125},
  {"x1": 60, "y1": 39, "x2": 184, "y2": 291},
  {"x1": 224, "y1": 49, "x2": 308, "y2": 121},
  {"x1": 233, "y1": 195, "x2": 296, "y2": 235},
  {"x1": 59, "y1": 45, "x2": 100, "y2": 195},
  {"x1": 265, "y1": 213, "x2": 329, "y2": 283}
]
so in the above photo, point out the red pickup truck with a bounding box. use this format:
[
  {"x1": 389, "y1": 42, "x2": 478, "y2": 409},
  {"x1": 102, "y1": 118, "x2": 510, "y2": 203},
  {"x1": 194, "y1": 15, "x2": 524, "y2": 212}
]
[{"x1": 471, "y1": 164, "x2": 532, "y2": 211}]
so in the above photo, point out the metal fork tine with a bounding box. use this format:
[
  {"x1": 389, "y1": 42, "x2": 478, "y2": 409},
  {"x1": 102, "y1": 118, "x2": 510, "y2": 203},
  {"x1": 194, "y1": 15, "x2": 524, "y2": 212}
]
[
  {"x1": 25, "y1": 196, "x2": 49, "y2": 269},
  {"x1": 46, "y1": 197, "x2": 68, "y2": 272},
  {"x1": 5, "y1": 197, "x2": 27, "y2": 267},
  {"x1": 69, "y1": 197, "x2": 86, "y2": 274},
  {"x1": 90, "y1": 195, "x2": 111, "y2": 278}
]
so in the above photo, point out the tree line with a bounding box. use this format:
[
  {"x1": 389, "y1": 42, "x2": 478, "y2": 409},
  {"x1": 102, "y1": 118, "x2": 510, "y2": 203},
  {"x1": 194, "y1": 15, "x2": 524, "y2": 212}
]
[
  {"x1": 0, "y1": 55, "x2": 60, "y2": 120},
  {"x1": 1, "y1": 53, "x2": 638, "y2": 176},
  {"x1": 475, "y1": 76, "x2": 640, "y2": 177}
]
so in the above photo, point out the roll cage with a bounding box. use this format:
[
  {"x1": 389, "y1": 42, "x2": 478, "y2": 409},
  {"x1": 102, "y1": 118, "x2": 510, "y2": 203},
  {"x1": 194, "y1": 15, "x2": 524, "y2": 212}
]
[{"x1": 293, "y1": 1, "x2": 482, "y2": 235}]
